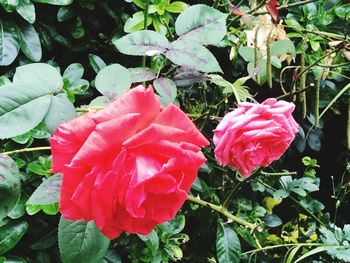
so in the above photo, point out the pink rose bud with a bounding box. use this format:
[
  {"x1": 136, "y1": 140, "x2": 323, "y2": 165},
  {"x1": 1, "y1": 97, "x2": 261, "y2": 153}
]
[{"x1": 213, "y1": 98, "x2": 299, "y2": 177}]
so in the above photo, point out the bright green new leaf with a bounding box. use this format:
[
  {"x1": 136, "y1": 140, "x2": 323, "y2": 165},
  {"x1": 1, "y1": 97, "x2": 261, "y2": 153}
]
[
  {"x1": 175, "y1": 4, "x2": 227, "y2": 45},
  {"x1": 124, "y1": 11, "x2": 152, "y2": 33},
  {"x1": 59, "y1": 217, "x2": 110, "y2": 263},
  {"x1": 165, "y1": 40, "x2": 222, "y2": 73},
  {"x1": 165, "y1": 1, "x2": 187, "y2": 13},
  {"x1": 95, "y1": 64, "x2": 132, "y2": 100}
]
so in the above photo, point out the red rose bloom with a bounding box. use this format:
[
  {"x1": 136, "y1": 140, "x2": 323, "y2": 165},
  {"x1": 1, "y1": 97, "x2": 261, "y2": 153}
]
[{"x1": 51, "y1": 86, "x2": 209, "y2": 239}]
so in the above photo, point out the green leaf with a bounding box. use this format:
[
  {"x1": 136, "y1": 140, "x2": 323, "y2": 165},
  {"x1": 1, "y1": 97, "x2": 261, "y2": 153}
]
[
  {"x1": 295, "y1": 246, "x2": 328, "y2": 263},
  {"x1": 89, "y1": 54, "x2": 106, "y2": 73},
  {"x1": 270, "y1": 39, "x2": 296, "y2": 57},
  {"x1": 7, "y1": 194, "x2": 26, "y2": 219},
  {"x1": 175, "y1": 4, "x2": 227, "y2": 45},
  {"x1": 102, "y1": 249, "x2": 122, "y2": 263},
  {"x1": 27, "y1": 162, "x2": 49, "y2": 176},
  {"x1": 247, "y1": 59, "x2": 267, "y2": 85},
  {"x1": 129, "y1": 67, "x2": 156, "y2": 83},
  {"x1": 44, "y1": 93, "x2": 77, "y2": 133},
  {"x1": 159, "y1": 215, "x2": 185, "y2": 235},
  {"x1": 0, "y1": 76, "x2": 11, "y2": 86},
  {"x1": 216, "y1": 221, "x2": 241, "y2": 263},
  {"x1": 0, "y1": 221, "x2": 28, "y2": 254},
  {"x1": 209, "y1": 74, "x2": 232, "y2": 88},
  {"x1": 113, "y1": 30, "x2": 169, "y2": 56},
  {"x1": 57, "y1": 6, "x2": 74, "y2": 22},
  {"x1": 0, "y1": 0, "x2": 19, "y2": 12},
  {"x1": 30, "y1": 229, "x2": 57, "y2": 250},
  {"x1": 16, "y1": 0, "x2": 36, "y2": 24},
  {"x1": 13, "y1": 63, "x2": 63, "y2": 93},
  {"x1": 95, "y1": 64, "x2": 132, "y2": 100},
  {"x1": 124, "y1": 11, "x2": 152, "y2": 33},
  {"x1": 19, "y1": 23, "x2": 42, "y2": 62},
  {"x1": 63, "y1": 63, "x2": 84, "y2": 83},
  {"x1": 165, "y1": 40, "x2": 222, "y2": 73},
  {"x1": 27, "y1": 174, "x2": 62, "y2": 205},
  {"x1": 0, "y1": 82, "x2": 55, "y2": 139},
  {"x1": 31, "y1": 0, "x2": 72, "y2": 5},
  {"x1": 0, "y1": 19, "x2": 20, "y2": 66},
  {"x1": 173, "y1": 68, "x2": 207, "y2": 86},
  {"x1": 0, "y1": 155, "x2": 21, "y2": 221},
  {"x1": 2, "y1": 256, "x2": 27, "y2": 262},
  {"x1": 238, "y1": 46, "x2": 262, "y2": 63},
  {"x1": 67, "y1": 79, "x2": 89, "y2": 93},
  {"x1": 320, "y1": 225, "x2": 350, "y2": 261},
  {"x1": 58, "y1": 217, "x2": 110, "y2": 263},
  {"x1": 138, "y1": 230, "x2": 159, "y2": 256},
  {"x1": 153, "y1": 78, "x2": 177, "y2": 107}
]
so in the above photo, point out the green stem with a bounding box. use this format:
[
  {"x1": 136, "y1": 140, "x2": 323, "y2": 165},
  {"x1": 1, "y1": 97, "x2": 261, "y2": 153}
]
[
  {"x1": 142, "y1": 0, "x2": 150, "y2": 68},
  {"x1": 243, "y1": 243, "x2": 346, "y2": 255},
  {"x1": 187, "y1": 195, "x2": 258, "y2": 230},
  {"x1": 223, "y1": 180, "x2": 244, "y2": 208},
  {"x1": 2, "y1": 146, "x2": 52, "y2": 155},
  {"x1": 348, "y1": 98, "x2": 350, "y2": 151},
  {"x1": 260, "y1": 171, "x2": 297, "y2": 176},
  {"x1": 315, "y1": 77, "x2": 321, "y2": 127},
  {"x1": 299, "y1": 37, "x2": 307, "y2": 119},
  {"x1": 213, "y1": 0, "x2": 220, "y2": 8},
  {"x1": 277, "y1": 85, "x2": 311, "y2": 100}
]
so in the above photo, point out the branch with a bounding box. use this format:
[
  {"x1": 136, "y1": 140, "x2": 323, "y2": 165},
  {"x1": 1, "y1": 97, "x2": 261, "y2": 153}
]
[
  {"x1": 187, "y1": 194, "x2": 259, "y2": 230},
  {"x1": 1, "y1": 146, "x2": 52, "y2": 155}
]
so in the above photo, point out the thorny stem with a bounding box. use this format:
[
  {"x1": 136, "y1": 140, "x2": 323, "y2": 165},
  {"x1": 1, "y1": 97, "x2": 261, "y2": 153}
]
[
  {"x1": 254, "y1": 0, "x2": 318, "y2": 15},
  {"x1": 277, "y1": 85, "x2": 311, "y2": 100},
  {"x1": 1, "y1": 146, "x2": 52, "y2": 155},
  {"x1": 187, "y1": 195, "x2": 258, "y2": 230}
]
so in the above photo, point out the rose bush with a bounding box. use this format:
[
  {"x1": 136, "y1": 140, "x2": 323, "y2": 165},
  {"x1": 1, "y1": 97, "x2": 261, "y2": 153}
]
[
  {"x1": 213, "y1": 98, "x2": 299, "y2": 177},
  {"x1": 50, "y1": 85, "x2": 209, "y2": 239}
]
